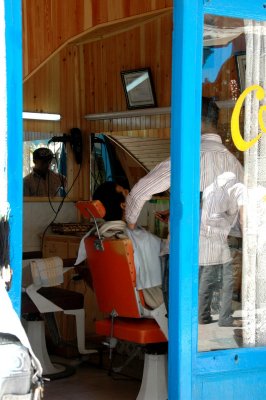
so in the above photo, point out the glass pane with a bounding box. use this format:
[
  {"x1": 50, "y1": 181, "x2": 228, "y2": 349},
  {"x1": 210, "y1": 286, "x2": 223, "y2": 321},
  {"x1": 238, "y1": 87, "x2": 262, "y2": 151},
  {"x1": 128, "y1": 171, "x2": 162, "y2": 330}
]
[{"x1": 198, "y1": 15, "x2": 266, "y2": 351}]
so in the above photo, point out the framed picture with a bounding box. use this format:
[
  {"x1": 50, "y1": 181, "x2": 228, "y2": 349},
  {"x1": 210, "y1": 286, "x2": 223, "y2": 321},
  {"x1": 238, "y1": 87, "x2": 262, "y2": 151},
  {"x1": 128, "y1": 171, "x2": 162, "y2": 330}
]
[
  {"x1": 121, "y1": 68, "x2": 157, "y2": 109},
  {"x1": 235, "y1": 52, "x2": 246, "y2": 93}
]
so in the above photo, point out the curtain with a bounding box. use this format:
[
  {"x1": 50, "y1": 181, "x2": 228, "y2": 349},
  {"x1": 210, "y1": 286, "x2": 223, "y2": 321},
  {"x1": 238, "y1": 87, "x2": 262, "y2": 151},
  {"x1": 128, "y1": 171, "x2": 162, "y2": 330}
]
[{"x1": 243, "y1": 20, "x2": 266, "y2": 345}]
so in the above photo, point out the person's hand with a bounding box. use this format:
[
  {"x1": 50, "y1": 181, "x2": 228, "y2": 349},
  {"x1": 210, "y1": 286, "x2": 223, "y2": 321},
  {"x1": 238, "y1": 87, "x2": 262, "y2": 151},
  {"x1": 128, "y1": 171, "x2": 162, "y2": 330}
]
[
  {"x1": 127, "y1": 223, "x2": 136, "y2": 230},
  {"x1": 155, "y1": 210, "x2": 170, "y2": 224}
]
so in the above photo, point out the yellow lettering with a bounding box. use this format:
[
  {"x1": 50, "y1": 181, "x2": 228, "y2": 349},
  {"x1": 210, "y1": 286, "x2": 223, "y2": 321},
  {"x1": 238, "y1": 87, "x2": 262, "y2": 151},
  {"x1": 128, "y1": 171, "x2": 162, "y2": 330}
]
[
  {"x1": 258, "y1": 105, "x2": 266, "y2": 133},
  {"x1": 231, "y1": 85, "x2": 263, "y2": 151}
]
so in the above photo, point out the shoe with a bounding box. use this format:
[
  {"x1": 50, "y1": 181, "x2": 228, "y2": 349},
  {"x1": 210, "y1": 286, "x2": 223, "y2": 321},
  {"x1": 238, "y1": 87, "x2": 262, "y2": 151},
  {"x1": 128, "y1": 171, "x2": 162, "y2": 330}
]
[
  {"x1": 218, "y1": 318, "x2": 242, "y2": 327},
  {"x1": 199, "y1": 317, "x2": 213, "y2": 325},
  {"x1": 233, "y1": 329, "x2": 243, "y2": 338}
]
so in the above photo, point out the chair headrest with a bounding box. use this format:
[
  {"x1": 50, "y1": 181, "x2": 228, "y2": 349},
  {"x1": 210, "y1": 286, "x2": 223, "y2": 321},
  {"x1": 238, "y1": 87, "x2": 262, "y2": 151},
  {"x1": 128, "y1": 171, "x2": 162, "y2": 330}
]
[{"x1": 76, "y1": 200, "x2": 106, "y2": 219}]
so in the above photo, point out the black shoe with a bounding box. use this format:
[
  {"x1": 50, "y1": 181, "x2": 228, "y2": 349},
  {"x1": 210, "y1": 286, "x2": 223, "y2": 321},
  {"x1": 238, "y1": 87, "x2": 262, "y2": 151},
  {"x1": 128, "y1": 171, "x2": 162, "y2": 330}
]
[{"x1": 199, "y1": 316, "x2": 213, "y2": 325}]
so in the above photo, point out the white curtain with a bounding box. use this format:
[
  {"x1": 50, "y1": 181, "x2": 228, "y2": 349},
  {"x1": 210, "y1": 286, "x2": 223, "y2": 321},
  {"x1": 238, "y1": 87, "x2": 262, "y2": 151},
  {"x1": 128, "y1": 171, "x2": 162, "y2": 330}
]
[{"x1": 243, "y1": 20, "x2": 266, "y2": 345}]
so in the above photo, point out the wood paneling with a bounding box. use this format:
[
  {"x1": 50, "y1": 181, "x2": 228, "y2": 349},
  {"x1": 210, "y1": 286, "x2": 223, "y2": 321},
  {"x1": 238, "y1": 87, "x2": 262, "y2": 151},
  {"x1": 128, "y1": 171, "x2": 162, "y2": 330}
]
[
  {"x1": 83, "y1": 12, "x2": 172, "y2": 117},
  {"x1": 86, "y1": 113, "x2": 171, "y2": 134},
  {"x1": 23, "y1": 51, "x2": 61, "y2": 133},
  {"x1": 23, "y1": 0, "x2": 173, "y2": 79},
  {"x1": 23, "y1": 4, "x2": 173, "y2": 200},
  {"x1": 23, "y1": 12, "x2": 172, "y2": 130},
  {"x1": 110, "y1": 136, "x2": 170, "y2": 171}
]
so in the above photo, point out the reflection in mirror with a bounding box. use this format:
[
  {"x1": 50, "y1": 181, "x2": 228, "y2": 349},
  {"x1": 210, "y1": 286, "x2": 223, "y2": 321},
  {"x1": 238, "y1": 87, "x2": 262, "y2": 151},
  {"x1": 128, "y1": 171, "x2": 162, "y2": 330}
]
[
  {"x1": 23, "y1": 136, "x2": 67, "y2": 197},
  {"x1": 90, "y1": 133, "x2": 144, "y2": 195},
  {"x1": 198, "y1": 14, "x2": 266, "y2": 352},
  {"x1": 90, "y1": 133, "x2": 170, "y2": 237},
  {"x1": 90, "y1": 133, "x2": 171, "y2": 194}
]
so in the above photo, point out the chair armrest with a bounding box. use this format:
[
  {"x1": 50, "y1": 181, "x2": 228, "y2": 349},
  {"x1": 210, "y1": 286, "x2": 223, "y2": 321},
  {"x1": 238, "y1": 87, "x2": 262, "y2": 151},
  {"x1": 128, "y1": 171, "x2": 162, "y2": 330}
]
[
  {"x1": 26, "y1": 284, "x2": 63, "y2": 313},
  {"x1": 63, "y1": 267, "x2": 74, "y2": 275}
]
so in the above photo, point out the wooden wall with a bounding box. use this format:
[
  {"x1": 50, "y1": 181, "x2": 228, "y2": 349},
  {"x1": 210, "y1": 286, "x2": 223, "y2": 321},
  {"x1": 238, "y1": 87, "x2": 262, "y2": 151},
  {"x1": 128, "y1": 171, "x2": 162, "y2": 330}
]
[
  {"x1": 23, "y1": 2, "x2": 173, "y2": 200},
  {"x1": 23, "y1": 11, "x2": 173, "y2": 137},
  {"x1": 23, "y1": 0, "x2": 173, "y2": 80},
  {"x1": 24, "y1": 13, "x2": 172, "y2": 141}
]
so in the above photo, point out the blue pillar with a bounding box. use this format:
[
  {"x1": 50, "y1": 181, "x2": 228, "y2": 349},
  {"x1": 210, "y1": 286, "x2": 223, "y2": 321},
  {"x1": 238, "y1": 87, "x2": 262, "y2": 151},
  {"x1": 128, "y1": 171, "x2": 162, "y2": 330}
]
[
  {"x1": 169, "y1": 1, "x2": 203, "y2": 399},
  {"x1": 5, "y1": 0, "x2": 23, "y2": 314}
]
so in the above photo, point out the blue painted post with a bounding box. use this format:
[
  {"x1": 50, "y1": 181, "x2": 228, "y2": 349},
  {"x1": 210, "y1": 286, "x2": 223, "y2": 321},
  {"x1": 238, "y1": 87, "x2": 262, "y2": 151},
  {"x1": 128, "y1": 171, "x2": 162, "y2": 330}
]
[
  {"x1": 169, "y1": 1, "x2": 203, "y2": 399},
  {"x1": 5, "y1": 0, "x2": 23, "y2": 315}
]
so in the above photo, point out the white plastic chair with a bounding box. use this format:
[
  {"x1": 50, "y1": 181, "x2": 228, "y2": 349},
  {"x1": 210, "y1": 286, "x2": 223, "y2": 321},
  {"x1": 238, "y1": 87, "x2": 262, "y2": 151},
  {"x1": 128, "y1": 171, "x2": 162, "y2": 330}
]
[{"x1": 22, "y1": 257, "x2": 96, "y2": 377}]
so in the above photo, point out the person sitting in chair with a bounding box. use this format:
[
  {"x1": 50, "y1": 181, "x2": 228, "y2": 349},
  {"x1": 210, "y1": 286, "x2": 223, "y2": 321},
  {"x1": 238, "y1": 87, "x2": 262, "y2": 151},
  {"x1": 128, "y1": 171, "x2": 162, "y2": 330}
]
[{"x1": 92, "y1": 181, "x2": 164, "y2": 310}]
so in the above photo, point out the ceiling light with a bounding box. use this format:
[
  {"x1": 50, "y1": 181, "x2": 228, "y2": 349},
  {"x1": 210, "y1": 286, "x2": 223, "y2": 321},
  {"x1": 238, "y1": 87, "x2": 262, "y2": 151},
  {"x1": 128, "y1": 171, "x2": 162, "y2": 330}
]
[{"x1": 22, "y1": 112, "x2": 61, "y2": 121}]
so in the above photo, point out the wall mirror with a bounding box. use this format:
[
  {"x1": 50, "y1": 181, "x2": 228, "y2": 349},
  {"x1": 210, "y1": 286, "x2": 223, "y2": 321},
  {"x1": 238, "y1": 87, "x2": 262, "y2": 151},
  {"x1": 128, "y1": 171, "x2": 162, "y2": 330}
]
[{"x1": 23, "y1": 133, "x2": 68, "y2": 201}]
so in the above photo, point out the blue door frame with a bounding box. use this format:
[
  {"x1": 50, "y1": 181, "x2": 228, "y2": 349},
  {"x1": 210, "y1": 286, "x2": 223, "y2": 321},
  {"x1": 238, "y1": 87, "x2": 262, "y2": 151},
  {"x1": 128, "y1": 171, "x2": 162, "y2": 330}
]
[
  {"x1": 169, "y1": 1, "x2": 266, "y2": 399},
  {"x1": 5, "y1": 0, "x2": 266, "y2": 399},
  {"x1": 5, "y1": 0, "x2": 23, "y2": 314}
]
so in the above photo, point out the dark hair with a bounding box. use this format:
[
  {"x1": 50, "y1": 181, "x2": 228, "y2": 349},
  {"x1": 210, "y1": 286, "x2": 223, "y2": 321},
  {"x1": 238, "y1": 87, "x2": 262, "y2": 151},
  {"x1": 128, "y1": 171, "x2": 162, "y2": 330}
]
[
  {"x1": 33, "y1": 147, "x2": 53, "y2": 162},
  {"x1": 92, "y1": 182, "x2": 124, "y2": 221},
  {"x1": 201, "y1": 97, "x2": 219, "y2": 128}
]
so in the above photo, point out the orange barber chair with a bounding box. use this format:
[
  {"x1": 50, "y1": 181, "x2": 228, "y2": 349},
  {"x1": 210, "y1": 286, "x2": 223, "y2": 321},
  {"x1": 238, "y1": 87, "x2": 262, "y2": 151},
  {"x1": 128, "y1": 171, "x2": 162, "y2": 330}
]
[{"x1": 76, "y1": 200, "x2": 168, "y2": 400}]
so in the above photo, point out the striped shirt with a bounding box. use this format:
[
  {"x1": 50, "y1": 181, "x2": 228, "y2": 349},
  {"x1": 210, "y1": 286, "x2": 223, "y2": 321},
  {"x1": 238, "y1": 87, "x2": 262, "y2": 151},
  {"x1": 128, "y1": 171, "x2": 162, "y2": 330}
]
[
  {"x1": 199, "y1": 173, "x2": 244, "y2": 266},
  {"x1": 125, "y1": 158, "x2": 171, "y2": 225},
  {"x1": 126, "y1": 134, "x2": 243, "y2": 224},
  {"x1": 125, "y1": 134, "x2": 244, "y2": 263},
  {"x1": 200, "y1": 134, "x2": 244, "y2": 191}
]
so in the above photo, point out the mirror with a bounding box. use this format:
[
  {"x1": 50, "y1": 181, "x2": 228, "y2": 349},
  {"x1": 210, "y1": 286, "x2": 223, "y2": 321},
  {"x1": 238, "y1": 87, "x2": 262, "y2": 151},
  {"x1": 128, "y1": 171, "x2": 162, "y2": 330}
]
[{"x1": 23, "y1": 137, "x2": 67, "y2": 199}]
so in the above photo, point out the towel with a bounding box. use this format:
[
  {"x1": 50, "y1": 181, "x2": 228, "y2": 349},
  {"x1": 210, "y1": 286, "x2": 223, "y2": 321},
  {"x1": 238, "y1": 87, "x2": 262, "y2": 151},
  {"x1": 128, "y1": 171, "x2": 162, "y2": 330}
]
[
  {"x1": 126, "y1": 227, "x2": 162, "y2": 290},
  {"x1": 75, "y1": 222, "x2": 126, "y2": 265},
  {"x1": 30, "y1": 257, "x2": 63, "y2": 287}
]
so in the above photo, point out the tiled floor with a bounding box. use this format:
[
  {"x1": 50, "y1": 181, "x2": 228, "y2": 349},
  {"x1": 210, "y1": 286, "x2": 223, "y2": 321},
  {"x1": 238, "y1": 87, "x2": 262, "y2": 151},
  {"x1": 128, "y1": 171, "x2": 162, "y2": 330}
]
[{"x1": 44, "y1": 354, "x2": 141, "y2": 400}]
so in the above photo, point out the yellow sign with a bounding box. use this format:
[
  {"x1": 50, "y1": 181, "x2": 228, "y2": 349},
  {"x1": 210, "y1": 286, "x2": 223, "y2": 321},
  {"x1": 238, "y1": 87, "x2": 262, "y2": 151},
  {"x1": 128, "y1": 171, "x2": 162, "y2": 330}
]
[{"x1": 231, "y1": 84, "x2": 266, "y2": 151}]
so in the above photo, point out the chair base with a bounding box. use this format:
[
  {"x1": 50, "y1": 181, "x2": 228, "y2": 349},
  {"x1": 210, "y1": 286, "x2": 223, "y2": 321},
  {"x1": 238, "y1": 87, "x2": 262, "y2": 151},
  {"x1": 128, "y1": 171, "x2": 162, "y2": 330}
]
[
  {"x1": 22, "y1": 319, "x2": 75, "y2": 379},
  {"x1": 137, "y1": 353, "x2": 168, "y2": 400}
]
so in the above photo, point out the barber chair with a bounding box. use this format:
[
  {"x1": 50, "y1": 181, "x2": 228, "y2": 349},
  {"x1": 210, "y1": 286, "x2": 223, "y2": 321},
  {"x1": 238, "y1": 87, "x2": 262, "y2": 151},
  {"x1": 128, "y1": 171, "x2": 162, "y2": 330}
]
[
  {"x1": 76, "y1": 200, "x2": 168, "y2": 400},
  {"x1": 21, "y1": 257, "x2": 96, "y2": 378}
]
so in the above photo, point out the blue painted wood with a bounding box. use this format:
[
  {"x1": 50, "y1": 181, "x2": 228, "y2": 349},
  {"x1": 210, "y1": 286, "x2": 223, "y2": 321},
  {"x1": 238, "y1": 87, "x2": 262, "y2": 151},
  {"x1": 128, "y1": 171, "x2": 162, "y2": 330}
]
[
  {"x1": 170, "y1": 0, "x2": 266, "y2": 399},
  {"x1": 5, "y1": 0, "x2": 23, "y2": 315},
  {"x1": 196, "y1": 346, "x2": 266, "y2": 374},
  {"x1": 169, "y1": 1, "x2": 203, "y2": 399},
  {"x1": 204, "y1": 0, "x2": 266, "y2": 20},
  {"x1": 197, "y1": 370, "x2": 266, "y2": 399}
]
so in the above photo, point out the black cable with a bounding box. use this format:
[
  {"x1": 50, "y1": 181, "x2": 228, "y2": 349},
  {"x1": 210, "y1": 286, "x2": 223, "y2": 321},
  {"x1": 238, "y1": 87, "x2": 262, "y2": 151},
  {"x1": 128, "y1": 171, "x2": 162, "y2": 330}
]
[
  {"x1": 47, "y1": 171, "x2": 57, "y2": 214},
  {"x1": 47, "y1": 143, "x2": 67, "y2": 214},
  {"x1": 41, "y1": 163, "x2": 82, "y2": 253}
]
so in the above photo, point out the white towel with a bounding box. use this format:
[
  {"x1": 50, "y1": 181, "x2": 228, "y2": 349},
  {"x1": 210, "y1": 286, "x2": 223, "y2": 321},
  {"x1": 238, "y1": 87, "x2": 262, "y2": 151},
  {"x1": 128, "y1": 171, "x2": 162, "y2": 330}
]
[
  {"x1": 74, "y1": 222, "x2": 126, "y2": 265},
  {"x1": 126, "y1": 227, "x2": 162, "y2": 290},
  {"x1": 30, "y1": 257, "x2": 63, "y2": 287}
]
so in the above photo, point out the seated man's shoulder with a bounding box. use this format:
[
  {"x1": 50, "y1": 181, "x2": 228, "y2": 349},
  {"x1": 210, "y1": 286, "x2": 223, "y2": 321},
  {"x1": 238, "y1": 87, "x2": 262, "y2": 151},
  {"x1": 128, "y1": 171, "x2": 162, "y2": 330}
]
[
  {"x1": 23, "y1": 172, "x2": 33, "y2": 182},
  {"x1": 50, "y1": 170, "x2": 65, "y2": 180}
]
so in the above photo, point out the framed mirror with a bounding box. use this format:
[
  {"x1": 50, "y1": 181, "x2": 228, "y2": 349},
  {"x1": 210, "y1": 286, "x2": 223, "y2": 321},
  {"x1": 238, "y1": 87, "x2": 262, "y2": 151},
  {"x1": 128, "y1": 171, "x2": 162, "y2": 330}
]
[
  {"x1": 23, "y1": 134, "x2": 68, "y2": 201},
  {"x1": 121, "y1": 68, "x2": 157, "y2": 109}
]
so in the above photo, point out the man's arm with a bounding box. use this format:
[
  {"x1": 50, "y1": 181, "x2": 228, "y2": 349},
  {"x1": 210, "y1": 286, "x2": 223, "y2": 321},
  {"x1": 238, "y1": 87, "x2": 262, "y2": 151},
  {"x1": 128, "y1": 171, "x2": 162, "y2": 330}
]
[{"x1": 125, "y1": 158, "x2": 171, "y2": 227}]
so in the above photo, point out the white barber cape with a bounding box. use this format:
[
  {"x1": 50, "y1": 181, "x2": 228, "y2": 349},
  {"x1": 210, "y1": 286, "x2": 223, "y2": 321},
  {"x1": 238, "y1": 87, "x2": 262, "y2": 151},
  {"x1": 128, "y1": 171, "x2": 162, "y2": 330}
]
[{"x1": 126, "y1": 227, "x2": 162, "y2": 290}]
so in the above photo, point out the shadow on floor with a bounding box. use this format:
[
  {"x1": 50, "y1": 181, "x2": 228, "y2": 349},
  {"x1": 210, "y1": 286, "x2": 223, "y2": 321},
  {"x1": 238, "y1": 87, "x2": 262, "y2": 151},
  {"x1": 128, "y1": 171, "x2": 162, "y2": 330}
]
[{"x1": 44, "y1": 351, "x2": 142, "y2": 400}]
